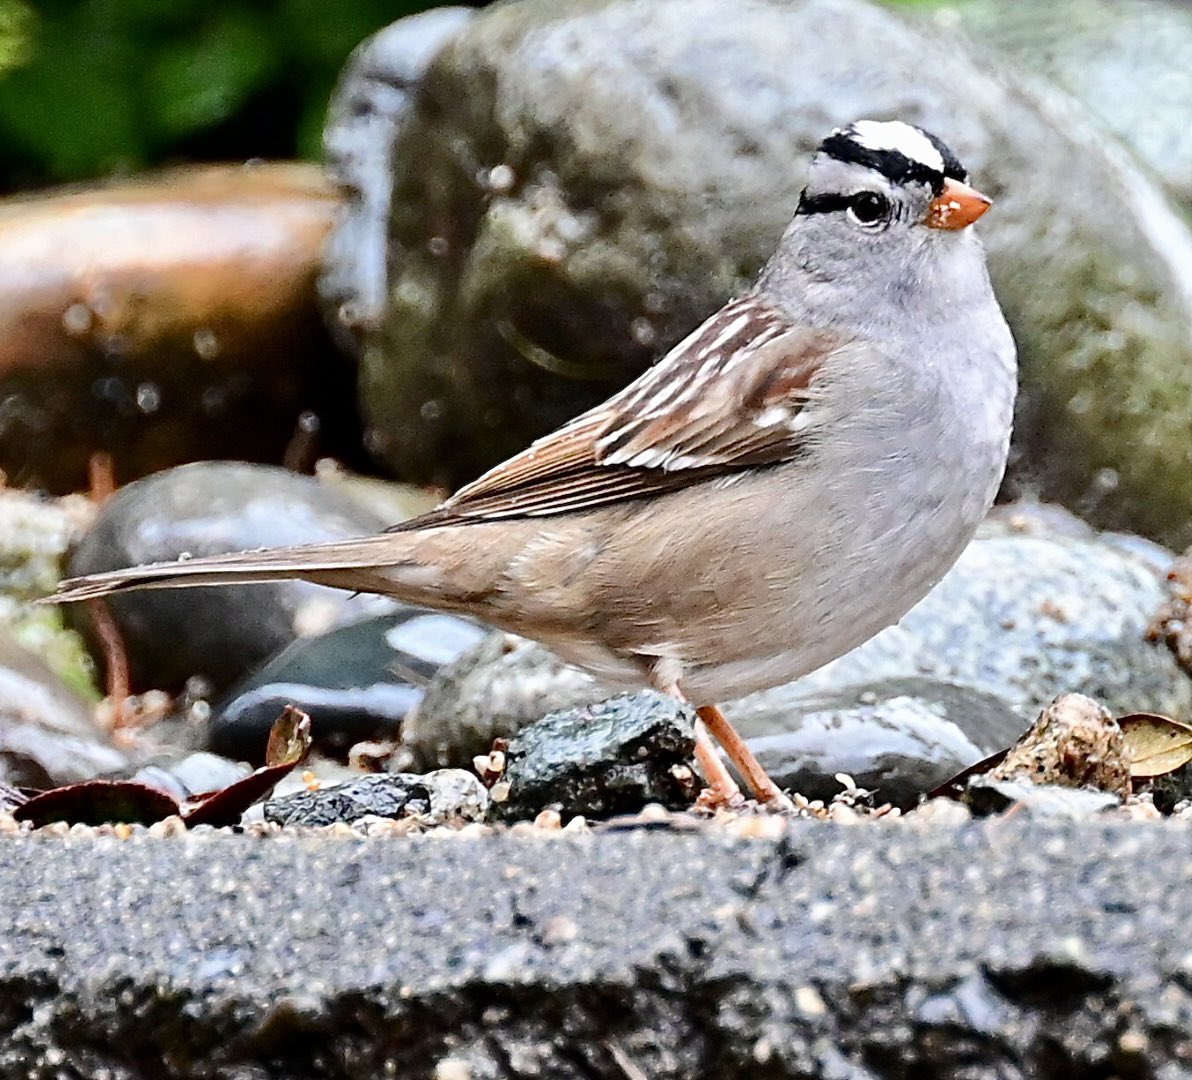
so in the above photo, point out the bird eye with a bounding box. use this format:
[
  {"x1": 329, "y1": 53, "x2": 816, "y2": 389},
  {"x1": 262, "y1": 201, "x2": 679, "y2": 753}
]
[{"x1": 848, "y1": 191, "x2": 890, "y2": 227}]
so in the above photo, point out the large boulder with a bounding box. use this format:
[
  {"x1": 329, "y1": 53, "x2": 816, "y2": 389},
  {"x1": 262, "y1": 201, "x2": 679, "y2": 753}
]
[{"x1": 348, "y1": 0, "x2": 1192, "y2": 545}]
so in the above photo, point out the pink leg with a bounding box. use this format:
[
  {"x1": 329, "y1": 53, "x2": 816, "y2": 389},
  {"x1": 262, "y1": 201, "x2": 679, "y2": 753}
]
[{"x1": 698, "y1": 703, "x2": 792, "y2": 809}]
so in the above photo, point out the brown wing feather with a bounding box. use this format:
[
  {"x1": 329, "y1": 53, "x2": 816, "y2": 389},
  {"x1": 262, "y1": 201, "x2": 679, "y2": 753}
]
[{"x1": 411, "y1": 295, "x2": 850, "y2": 524}]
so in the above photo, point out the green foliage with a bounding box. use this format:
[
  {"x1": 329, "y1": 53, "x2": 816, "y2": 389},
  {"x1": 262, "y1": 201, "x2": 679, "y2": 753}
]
[{"x1": 0, "y1": 0, "x2": 449, "y2": 191}]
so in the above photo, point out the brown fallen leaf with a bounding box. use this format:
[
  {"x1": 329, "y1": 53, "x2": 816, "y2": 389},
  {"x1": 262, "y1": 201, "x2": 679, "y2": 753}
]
[
  {"x1": 265, "y1": 704, "x2": 312, "y2": 766},
  {"x1": 1119, "y1": 712, "x2": 1192, "y2": 779},
  {"x1": 14, "y1": 779, "x2": 183, "y2": 827},
  {"x1": 178, "y1": 707, "x2": 313, "y2": 827},
  {"x1": 926, "y1": 746, "x2": 1011, "y2": 800},
  {"x1": 13, "y1": 707, "x2": 312, "y2": 829}
]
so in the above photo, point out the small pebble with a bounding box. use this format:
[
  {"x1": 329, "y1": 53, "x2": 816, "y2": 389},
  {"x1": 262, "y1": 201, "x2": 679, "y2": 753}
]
[
  {"x1": 434, "y1": 1059, "x2": 472, "y2": 1080},
  {"x1": 148, "y1": 816, "x2": 189, "y2": 838},
  {"x1": 909, "y1": 799, "x2": 973, "y2": 826},
  {"x1": 542, "y1": 915, "x2": 579, "y2": 945},
  {"x1": 793, "y1": 985, "x2": 828, "y2": 1018},
  {"x1": 726, "y1": 815, "x2": 787, "y2": 840}
]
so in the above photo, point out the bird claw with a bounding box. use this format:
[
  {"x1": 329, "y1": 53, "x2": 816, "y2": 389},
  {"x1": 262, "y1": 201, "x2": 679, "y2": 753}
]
[
  {"x1": 760, "y1": 790, "x2": 797, "y2": 814},
  {"x1": 695, "y1": 785, "x2": 797, "y2": 815},
  {"x1": 694, "y1": 784, "x2": 747, "y2": 812}
]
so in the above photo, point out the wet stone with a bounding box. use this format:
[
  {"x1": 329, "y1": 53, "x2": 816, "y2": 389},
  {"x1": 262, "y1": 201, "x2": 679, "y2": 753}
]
[
  {"x1": 67, "y1": 462, "x2": 394, "y2": 694},
  {"x1": 726, "y1": 677, "x2": 1026, "y2": 809},
  {"x1": 263, "y1": 769, "x2": 486, "y2": 828},
  {"x1": 400, "y1": 632, "x2": 597, "y2": 772},
  {"x1": 362, "y1": 0, "x2": 1192, "y2": 547},
  {"x1": 492, "y1": 692, "x2": 697, "y2": 823},
  {"x1": 0, "y1": 165, "x2": 356, "y2": 498},
  {"x1": 212, "y1": 610, "x2": 487, "y2": 763},
  {"x1": 0, "y1": 632, "x2": 127, "y2": 787},
  {"x1": 320, "y1": 7, "x2": 476, "y2": 353}
]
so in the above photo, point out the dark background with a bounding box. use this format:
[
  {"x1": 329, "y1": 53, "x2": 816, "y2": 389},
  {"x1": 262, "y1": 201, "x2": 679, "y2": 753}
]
[{"x1": 0, "y1": 0, "x2": 466, "y2": 193}]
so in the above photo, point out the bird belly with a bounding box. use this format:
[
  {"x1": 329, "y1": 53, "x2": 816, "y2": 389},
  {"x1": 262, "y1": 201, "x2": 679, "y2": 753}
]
[{"x1": 568, "y1": 434, "x2": 1003, "y2": 704}]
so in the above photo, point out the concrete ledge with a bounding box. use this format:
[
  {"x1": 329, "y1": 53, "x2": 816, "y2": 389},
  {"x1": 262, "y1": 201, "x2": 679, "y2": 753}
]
[{"x1": 1, "y1": 821, "x2": 1189, "y2": 1078}]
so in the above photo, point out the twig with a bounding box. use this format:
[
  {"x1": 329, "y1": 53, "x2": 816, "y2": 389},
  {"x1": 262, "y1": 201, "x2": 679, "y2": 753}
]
[
  {"x1": 87, "y1": 451, "x2": 116, "y2": 503},
  {"x1": 87, "y1": 599, "x2": 129, "y2": 731},
  {"x1": 605, "y1": 1039, "x2": 649, "y2": 1080},
  {"x1": 283, "y1": 410, "x2": 321, "y2": 473}
]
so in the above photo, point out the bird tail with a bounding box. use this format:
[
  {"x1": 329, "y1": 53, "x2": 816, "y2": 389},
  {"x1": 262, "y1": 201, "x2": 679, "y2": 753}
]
[{"x1": 44, "y1": 533, "x2": 421, "y2": 605}]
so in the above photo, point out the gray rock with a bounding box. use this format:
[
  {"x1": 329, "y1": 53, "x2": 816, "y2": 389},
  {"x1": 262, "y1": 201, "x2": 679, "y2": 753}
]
[
  {"x1": 3, "y1": 823, "x2": 1192, "y2": 1076},
  {"x1": 359, "y1": 0, "x2": 1192, "y2": 547},
  {"x1": 725, "y1": 677, "x2": 1026, "y2": 807},
  {"x1": 212, "y1": 609, "x2": 487, "y2": 763},
  {"x1": 320, "y1": 7, "x2": 476, "y2": 352},
  {"x1": 934, "y1": 0, "x2": 1192, "y2": 210},
  {"x1": 0, "y1": 632, "x2": 127, "y2": 787},
  {"x1": 67, "y1": 462, "x2": 394, "y2": 694},
  {"x1": 400, "y1": 631, "x2": 598, "y2": 771},
  {"x1": 263, "y1": 768, "x2": 487, "y2": 827},
  {"x1": 494, "y1": 692, "x2": 696, "y2": 821}
]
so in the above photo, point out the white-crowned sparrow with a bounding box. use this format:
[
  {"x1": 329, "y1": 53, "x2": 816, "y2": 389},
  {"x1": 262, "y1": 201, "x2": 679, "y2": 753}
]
[{"x1": 51, "y1": 121, "x2": 1017, "y2": 809}]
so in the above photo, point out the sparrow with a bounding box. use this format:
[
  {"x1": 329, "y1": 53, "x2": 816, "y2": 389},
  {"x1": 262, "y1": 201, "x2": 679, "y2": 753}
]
[{"x1": 50, "y1": 120, "x2": 1017, "y2": 810}]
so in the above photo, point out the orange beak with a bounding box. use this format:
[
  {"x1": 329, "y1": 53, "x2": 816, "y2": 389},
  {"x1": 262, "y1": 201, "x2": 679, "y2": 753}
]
[{"x1": 925, "y1": 178, "x2": 992, "y2": 230}]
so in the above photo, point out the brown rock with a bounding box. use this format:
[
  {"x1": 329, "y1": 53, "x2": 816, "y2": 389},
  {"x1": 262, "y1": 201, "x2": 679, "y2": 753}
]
[
  {"x1": 989, "y1": 693, "x2": 1131, "y2": 797},
  {"x1": 0, "y1": 164, "x2": 360, "y2": 491}
]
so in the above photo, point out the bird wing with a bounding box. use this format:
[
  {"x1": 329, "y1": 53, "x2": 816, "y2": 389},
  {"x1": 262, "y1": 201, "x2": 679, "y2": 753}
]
[{"x1": 411, "y1": 295, "x2": 851, "y2": 523}]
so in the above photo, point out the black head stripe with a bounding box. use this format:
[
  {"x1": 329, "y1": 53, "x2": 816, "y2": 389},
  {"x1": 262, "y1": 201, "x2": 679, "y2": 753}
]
[
  {"x1": 818, "y1": 130, "x2": 947, "y2": 195},
  {"x1": 795, "y1": 191, "x2": 852, "y2": 216},
  {"x1": 916, "y1": 126, "x2": 968, "y2": 182}
]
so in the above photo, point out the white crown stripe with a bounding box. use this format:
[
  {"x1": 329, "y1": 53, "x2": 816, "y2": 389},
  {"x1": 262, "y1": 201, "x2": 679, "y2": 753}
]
[{"x1": 848, "y1": 120, "x2": 946, "y2": 175}]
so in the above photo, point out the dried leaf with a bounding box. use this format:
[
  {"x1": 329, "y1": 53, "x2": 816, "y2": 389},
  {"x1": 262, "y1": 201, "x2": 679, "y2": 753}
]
[
  {"x1": 12, "y1": 708, "x2": 314, "y2": 829},
  {"x1": 1119, "y1": 712, "x2": 1192, "y2": 778},
  {"x1": 13, "y1": 780, "x2": 181, "y2": 827},
  {"x1": 927, "y1": 746, "x2": 1011, "y2": 801},
  {"x1": 182, "y1": 707, "x2": 312, "y2": 827},
  {"x1": 265, "y1": 705, "x2": 312, "y2": 767}
]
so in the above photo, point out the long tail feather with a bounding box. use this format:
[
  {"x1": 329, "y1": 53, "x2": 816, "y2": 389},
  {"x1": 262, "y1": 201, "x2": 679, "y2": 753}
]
[{"x1": 44, "y1": 533, "x2": 410, "y2": 604}]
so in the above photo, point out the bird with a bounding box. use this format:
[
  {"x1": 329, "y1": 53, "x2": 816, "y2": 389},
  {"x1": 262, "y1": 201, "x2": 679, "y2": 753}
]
[{"x1": 49, "y1": 120, "x2": 1017, "y2": 811}]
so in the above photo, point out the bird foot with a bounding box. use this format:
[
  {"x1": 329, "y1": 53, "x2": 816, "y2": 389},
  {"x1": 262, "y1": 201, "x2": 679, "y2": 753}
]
[
  {"x1": 694, "y1": 784, "x2": 747, "y2": 812},
  {"x1": 694, "y1": 785, "x2": 795, "y2": 815},
  {"x1": 759, "y1": 790, "x2": 797, "y2": 814}
]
